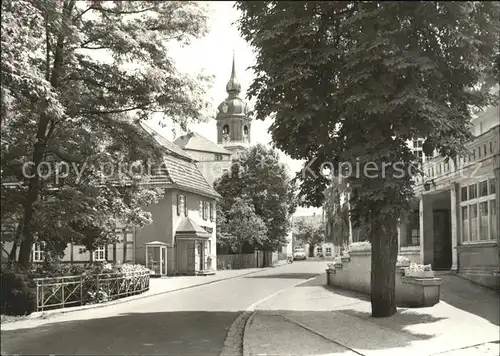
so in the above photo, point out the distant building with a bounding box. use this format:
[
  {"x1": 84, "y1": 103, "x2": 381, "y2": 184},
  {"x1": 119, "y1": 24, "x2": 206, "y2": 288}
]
[
  {"x1": 215, "y1": 53, "x2": 253, "y2": 155},
  {"x1": 174, "y1": 132, "x2": 232, "y2": 186}
]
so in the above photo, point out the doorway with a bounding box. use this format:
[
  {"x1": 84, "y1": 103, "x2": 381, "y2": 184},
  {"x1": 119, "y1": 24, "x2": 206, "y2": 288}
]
[
  {"x1": 198, "y1": 241, "x2": 204, "y2": 272},
  {"x1": 433, "y1": 209, "x2": 452, "y2": 270}
]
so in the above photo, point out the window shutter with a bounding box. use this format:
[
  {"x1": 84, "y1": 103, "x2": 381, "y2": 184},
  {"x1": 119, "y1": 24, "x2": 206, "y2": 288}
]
[
  {"x1": 177, "y1": 194, "x2": 181, "y2": 216},
  {"x1": 184, "y1": 196, "x2": 188, "y2": 216},
  {"x1": 199, "y1": 200, "x2": 203, "y2": 216}
]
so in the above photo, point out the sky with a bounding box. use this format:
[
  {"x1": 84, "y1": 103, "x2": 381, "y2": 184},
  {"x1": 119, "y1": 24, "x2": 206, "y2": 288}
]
[{"x1": 146, "y1": 2, "x2": 321, "y2": 217}]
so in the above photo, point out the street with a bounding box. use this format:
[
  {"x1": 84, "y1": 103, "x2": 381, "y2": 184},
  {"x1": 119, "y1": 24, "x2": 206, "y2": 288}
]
[{"x1": 1, "y1": 261, "x2": 326, "y2": 355}]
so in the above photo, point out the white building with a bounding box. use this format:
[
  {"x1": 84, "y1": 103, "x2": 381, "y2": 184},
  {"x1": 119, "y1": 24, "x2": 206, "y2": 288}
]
[{"x1": 325, "y1": 99, "x2": 499, "y2": 289}]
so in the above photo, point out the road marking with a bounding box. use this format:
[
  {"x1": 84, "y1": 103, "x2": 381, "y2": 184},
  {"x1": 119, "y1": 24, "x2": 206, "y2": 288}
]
[{"x1": 245, "y1": 275, "x2": 319, "y2": 311}]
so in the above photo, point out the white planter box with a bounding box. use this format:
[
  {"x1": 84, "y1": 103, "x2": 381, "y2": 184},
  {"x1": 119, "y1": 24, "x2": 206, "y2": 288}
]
[{"x1": 405, "y1": 270, "x2": 435, "y2": 278}]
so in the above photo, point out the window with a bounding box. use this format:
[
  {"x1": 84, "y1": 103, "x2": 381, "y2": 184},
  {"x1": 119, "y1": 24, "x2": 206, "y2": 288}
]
[
  {"x1": 479, "y1": 202, "x2": 489, "y2": 240},
  {"x1": 215, "y1": 154, "x2": 223, "y2": 161},
  {"x1": 209, "y1": 202, "x2": 215, "y2": 221},
  {"x1": 177, "y1": 194, "x2": 187, "y2": 216},
  {"x1": 461, "y1": 206, "x2": 469, "y2": 242},
  {"x1": 469, "y1": 184, "x2": 477, "y2": 200},
  {"x1": 32, "y1": 242, "x2": 45, "y2": 262},
  {"x1": 461, "y1": 187, "x2": 468, "y2": 201},
  {"x1": 203, "y1": 201, "x2": 209, "y2": 220},
  {"x1": 470, "y1": 204, "x2": 478, "y2": 241},
  {"x1": 460, "y1": 180, "x2": 496, "y2": 242},
  {"x1": 490, "y1": 200, "x2": 497, "y2": 241},
  {"x1": 479, "y1": 180, "x2": 488, "y2": 197},
  {"x1": 207, "y1": 240, "x2": 211, "y2": 255},
  {"x1": 316, "y1": 247, "x2": 322, "y2": 254},
  {"x1": 402, "y1": 211, "x2": 420, "y2": 247},
  {"x1": 222, "y1": 125, "x2": 229, "y2": 135},
  {"x1": 93, "y1": 246, "x2": 106, "y2": 261},
  {"x1": 325, "y1": 247, "x2": 332, "y2": 256}
]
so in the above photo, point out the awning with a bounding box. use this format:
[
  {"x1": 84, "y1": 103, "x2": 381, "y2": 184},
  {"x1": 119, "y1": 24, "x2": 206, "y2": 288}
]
[{"x1": 175, "y1": 217, "x2": 211, "y2": 239}]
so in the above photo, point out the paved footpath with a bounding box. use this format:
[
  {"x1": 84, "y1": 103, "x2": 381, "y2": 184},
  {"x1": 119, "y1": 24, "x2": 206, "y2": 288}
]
[{"x1": 244, "y1": 273, "x2": 500, "y2": 356}]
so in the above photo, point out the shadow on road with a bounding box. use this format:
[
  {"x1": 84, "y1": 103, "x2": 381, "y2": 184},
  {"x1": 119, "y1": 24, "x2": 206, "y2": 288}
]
[
  {"x1": 245, "y1": 308, "x2": 445, "y2": 355},
  {"x1": 1, "y1": 311, "x2": 240, "y2": 355},
  {"x1": 244, "y1": 273, "x2": 322, "y2": 280}
]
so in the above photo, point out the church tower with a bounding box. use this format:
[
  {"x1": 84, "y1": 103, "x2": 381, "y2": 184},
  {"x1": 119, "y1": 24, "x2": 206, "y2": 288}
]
[{"x1": 216, "y1": 54, "x2": 252, "y2": 154}]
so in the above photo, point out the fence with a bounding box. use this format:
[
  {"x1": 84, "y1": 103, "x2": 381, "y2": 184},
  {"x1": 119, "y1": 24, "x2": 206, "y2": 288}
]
[
  {"x1": 34, "y1": 271, "x2": 150, "y2": 312},
  {"x1": 217, "y1": 253, "x2": 257, "y2": 270},
  {"x1": 278, "y1": 252, "x2": 288, "y2": 261},
  {"x1": 217, "y1": 251, "x2": 284, "y2": 270}
]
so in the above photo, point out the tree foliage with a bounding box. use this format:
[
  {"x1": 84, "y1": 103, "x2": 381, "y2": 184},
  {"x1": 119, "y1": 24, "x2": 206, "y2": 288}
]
[
  {"x1": 215, "y1": 144, "x2": 296, "y2": 251},
  {"x1": 293, "y1": 217, "x2": 324, "y2": 256},
  {"x1": 1, "y1": 0, "x2": 213, "y2": 266},
  {"x1": 236, "y1": 1, "x2": 499, "y2": 317},
  {"x1": 217, "y1": 198, "x2": 267, "y2": 254}
]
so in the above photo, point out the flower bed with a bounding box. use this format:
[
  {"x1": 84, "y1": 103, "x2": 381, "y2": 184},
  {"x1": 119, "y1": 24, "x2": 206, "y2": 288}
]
[
  {"x1": 347, "y1": 241, "x2": 371, "y2": 252},
  {"x1": 404, "y1": 263, "x2": 434, "y2": 278}
]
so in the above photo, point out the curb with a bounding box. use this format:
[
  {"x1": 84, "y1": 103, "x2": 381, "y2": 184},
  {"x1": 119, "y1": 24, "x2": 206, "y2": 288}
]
[
  {"x1": 23, "y1": 264, "x2": 287, "y2": 322},
  {"x1": 241, "y1": 275, "x2": 320, "y2": 356}
]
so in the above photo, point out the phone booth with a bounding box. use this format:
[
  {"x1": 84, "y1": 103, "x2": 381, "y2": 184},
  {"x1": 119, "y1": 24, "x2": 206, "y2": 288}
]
[{"x1": 145, "y1": 241, "x2": 168, "y2": 277}]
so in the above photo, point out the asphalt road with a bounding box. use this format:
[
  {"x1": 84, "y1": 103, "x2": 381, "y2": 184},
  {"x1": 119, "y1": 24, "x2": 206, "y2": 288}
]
[{"x1": 1, "y1": 260, "x2": 327, "y2": 355}]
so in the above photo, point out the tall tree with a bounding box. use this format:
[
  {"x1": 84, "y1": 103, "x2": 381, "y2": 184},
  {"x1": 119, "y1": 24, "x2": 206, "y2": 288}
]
[
  {"x1": 1, "y1": 0, "x2": 213, "y2": 267},
  {"x1": 236, "y1": 1, "x2": 499, "y2": 317},
  {"x1": 217, "y1": 197, "x2": 267, "y2": 255},
  {"x1": 215, "y1": 144, "x2": 296, "y2": 251}
]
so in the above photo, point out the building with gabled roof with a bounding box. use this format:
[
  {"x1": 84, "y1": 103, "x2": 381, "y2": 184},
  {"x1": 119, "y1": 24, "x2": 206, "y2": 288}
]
[{"x1": 2, "y1": 123, "x2": 221, "y2": 276}]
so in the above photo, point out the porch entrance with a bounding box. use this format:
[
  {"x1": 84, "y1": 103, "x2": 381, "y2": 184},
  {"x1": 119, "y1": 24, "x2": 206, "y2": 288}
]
[{"x1": 175, "y1": 217, "x2": 212, "y2": 275}]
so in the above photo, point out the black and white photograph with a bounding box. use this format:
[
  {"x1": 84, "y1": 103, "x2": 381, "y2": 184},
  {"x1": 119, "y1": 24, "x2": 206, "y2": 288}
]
[{"x1": 1, "y1": 1, "x2": 499, "y2": 355}]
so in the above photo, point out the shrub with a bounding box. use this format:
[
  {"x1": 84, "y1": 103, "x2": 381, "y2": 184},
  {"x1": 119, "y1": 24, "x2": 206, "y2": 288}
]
[{"x1": 1, "y1": 268, "x2": 36, "y2": 316}]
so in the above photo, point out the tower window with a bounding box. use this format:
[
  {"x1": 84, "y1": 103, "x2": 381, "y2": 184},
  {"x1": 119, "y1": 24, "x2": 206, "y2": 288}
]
[{"x1": 222, "y1": 125, "x2": 229, "y2": 135}]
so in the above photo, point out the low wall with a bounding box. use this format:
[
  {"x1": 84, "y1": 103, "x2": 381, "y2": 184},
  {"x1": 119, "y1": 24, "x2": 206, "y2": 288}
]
[
  {"x1": 457, "y1": 242, "x2": 499, "y2": 291},
  {"x1": 326, "y1": 250, "x2": 442, "y2": 308}
]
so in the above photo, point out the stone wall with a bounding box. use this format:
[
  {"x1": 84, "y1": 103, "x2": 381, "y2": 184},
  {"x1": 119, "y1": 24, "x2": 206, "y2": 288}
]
[{"x1": 327, "y1": 250, "x2": 442, "y2": 307}]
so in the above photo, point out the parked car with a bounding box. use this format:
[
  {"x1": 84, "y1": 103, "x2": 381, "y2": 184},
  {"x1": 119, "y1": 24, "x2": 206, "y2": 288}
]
[{"x1": 293, "y1": 248, "x2": 307, "y2": 261}]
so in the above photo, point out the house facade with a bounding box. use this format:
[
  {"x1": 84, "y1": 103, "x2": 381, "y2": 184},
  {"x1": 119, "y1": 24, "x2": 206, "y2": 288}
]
[
  {"x1": 323, "y1": 101, "x2": 499, "y2": 290},
  {"x1": 400, "y1": 102, "x2": 499, "y2": 289}
]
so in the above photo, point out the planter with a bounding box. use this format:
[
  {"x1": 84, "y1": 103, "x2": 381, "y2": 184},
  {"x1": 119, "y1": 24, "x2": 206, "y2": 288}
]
[{"x1": 405, "y1": 270, "x2": 435, "y2": 278}]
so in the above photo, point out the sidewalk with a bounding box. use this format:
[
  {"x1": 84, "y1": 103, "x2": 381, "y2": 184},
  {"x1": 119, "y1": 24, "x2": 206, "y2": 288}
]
[
  {"x1": 243, "y1": 274, "x2": 500, "y2": 356},
  {"x1": 18, "y1": 267, "x2": 272, "y2": 322}
]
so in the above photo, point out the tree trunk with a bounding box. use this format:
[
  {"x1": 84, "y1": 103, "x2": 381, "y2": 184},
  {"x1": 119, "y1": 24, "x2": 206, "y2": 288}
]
[
  {"x1": 8, "y1": 220, "x2": 23, "y2": 262},
  {"x1": 17, "y1": 1, "x2": 75, "y2": 267},
  {"x1": 17, "y1": 130, "x2": 49, "y2": 267},
  {"x1": 370, "y1": 218, "x2": 399, "y2": 318}
]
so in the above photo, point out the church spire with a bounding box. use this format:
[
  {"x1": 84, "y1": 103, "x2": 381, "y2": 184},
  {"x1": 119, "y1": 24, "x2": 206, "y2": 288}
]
[{"x1": 226, "y1": 51, "x2": 241, "y2": 96}]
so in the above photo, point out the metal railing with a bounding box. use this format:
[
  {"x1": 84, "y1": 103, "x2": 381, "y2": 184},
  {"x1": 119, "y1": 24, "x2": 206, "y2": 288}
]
[{"x1": 34, "y1": 271, "x2": 150, "y2": 312}]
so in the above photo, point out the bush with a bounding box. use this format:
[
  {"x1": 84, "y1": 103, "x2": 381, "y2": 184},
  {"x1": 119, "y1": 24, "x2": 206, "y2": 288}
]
[{"x1": 1, "y1": 268, "x2": 36, "y2": 316}]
